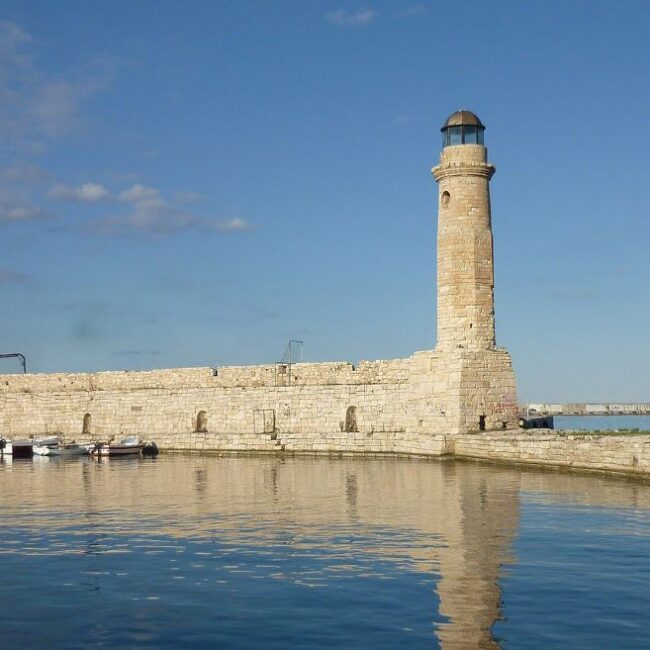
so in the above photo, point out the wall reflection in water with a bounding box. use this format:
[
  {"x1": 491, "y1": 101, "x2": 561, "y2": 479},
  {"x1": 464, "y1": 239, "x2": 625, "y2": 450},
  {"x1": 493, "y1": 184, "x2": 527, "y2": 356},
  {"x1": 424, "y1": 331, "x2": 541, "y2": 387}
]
[{"x1": 1, "y1": 454, "x2": 648, "y2": 648}]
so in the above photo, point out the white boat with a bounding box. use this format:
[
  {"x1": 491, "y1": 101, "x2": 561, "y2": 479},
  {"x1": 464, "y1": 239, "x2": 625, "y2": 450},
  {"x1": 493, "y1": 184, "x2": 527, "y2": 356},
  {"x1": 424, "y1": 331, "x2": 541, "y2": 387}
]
[
  {"x1": 90, "y1": 436, "x2": 144, "y2": 457},
  {"x1": 33, "y1": 442, "x2": 90, "y2": 457},
  {"x1": 1, "y1": 435, "x2": 67, "y2": 457}
]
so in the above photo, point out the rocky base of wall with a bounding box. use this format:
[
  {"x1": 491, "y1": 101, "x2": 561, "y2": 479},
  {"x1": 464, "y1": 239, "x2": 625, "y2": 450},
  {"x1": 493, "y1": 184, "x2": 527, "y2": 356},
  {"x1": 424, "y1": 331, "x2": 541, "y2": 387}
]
[
  {"x1": 36, "y1": 428, "x2": 650, "y2": 478},
  {"x1": 156, "y1": 430, "x2": 451, "y2": 457},
  {"x1": 151, "y1": 429, "x2": 650, "y2": 478},
  {"x1": 450, "y1": 429, "x2": 650, "y2": 478}
]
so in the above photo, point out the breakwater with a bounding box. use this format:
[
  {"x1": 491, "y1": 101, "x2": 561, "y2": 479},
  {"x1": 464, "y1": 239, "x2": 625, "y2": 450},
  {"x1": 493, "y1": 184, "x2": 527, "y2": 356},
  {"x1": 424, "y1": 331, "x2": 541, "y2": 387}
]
[
  {"x1": 0, "y1": 352, "x2": 517, "y2": 441},
  {"x1": 1, "y1": 365, "x2": 647, "y2": 477}
]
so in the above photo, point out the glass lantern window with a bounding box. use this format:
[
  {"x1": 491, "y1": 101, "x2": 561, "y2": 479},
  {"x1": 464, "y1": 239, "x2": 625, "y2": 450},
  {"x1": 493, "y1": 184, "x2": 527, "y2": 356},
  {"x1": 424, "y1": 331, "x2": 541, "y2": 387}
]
[
  {"x1": 462, "y1": 126, "x2": 477, "y2": 143},
  {"x1": 442, "y1": 125, "x2": 485, "y2": 147},
  {"x1": 449, "y1": 126, "x2": 462, "y2": 145}
]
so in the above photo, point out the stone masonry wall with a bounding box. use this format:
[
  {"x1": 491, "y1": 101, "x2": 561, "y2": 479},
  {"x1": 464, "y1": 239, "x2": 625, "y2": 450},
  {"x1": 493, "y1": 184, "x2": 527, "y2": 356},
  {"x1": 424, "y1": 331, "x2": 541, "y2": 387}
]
[
  {"x1": 0, "y1": 347, "x2": 518, "y2": 443},
  {"x1": 408, "y1": 348, "x2": 518, "y2": 435},
  {"x1": 2, "y1": 361, "x2": 649, "y2": 477},
  {"x1": 0, "y1": 359, "x2": 409, "y2": 393},
  {"x1": 0, "y1": 359, "x2": 413, "y2": 442},
  {"x1": 451, "y1": 431, "x2": 650, "y2": 477}
]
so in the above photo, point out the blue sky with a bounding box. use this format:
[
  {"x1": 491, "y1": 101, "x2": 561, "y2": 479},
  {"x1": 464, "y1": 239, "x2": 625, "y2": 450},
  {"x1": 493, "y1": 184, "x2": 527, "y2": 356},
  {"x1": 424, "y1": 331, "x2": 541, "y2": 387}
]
[{"x1": 0, "y1": 1, "x2": 649, "y2": 402}]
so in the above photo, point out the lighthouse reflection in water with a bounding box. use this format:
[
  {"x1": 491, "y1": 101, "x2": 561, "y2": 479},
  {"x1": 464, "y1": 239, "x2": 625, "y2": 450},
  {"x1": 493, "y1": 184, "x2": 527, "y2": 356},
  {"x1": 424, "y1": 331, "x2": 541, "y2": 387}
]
[{"x1": 1, "y1": 454, "x2": 650, "y2": 649}]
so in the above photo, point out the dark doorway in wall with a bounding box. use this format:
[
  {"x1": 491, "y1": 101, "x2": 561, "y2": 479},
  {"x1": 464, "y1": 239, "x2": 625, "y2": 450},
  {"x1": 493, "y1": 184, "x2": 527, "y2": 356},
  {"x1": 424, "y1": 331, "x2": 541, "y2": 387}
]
[
  {"x1": 82, "y1": 413, "x2": 91, "y2": 435},
  {"x1": 479, "y1": 415, "x2": 486, "y2": 431},
  {"x1": 345, "y1": 406, "x2": 358, "y2": 433},
  {"x1": 196, "y1": 410, "x2": 208, "y2": 433}
]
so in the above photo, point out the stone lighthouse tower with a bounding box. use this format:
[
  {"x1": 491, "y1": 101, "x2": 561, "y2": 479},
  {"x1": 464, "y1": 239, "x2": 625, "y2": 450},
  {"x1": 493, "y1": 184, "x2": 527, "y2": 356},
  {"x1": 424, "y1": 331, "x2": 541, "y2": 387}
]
[
  {"x1": 409, "y1": 110, "x2": 518, "y2": 434},
  {"x1": 433, "y1": 111, "x2": 496, "y2": 351}
]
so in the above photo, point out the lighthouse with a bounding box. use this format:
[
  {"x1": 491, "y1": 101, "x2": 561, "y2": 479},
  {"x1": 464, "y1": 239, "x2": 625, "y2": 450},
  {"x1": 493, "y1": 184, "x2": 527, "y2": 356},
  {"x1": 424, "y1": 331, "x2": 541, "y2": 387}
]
[
  {"x1": 409, "y1": 110, "x2": 518, "y2": 434},
  {"x1": 432, "y1": 110, "x2": 496, "y2": 351}
]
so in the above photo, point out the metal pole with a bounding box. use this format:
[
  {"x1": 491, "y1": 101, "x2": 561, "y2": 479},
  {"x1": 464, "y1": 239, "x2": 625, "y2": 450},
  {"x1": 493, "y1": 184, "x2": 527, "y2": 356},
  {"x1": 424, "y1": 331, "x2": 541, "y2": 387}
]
[{"x1": 0, "y1": 353, "x2": 27, "y2": 373}]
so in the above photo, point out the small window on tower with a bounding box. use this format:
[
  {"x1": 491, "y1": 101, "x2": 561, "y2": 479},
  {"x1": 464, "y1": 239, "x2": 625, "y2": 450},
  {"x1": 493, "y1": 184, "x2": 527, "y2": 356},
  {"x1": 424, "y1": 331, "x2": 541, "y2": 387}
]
[{"x1": 441, "y1": 191, "x2": 450, "y2": 207}]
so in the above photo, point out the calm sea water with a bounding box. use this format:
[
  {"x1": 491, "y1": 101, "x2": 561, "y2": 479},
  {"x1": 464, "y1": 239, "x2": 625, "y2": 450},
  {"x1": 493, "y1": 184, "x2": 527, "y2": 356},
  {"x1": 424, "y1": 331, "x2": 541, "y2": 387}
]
[
  {"x1": 1, "y1": 454, "x2": 650, "y2": 649},
  {"x1": 556, "y1": 415, "x2": 650, "y2": 431}
]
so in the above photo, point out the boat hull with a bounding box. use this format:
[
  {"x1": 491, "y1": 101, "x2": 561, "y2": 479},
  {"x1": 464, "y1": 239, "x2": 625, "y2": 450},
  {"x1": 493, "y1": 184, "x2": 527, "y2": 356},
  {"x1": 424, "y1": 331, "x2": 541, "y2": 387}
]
[
  {"x1": 33, "y1": 444, "x2": 89, "y2": 457},
  {"x1": 90, "y1": 444, "x2": 144, "y2": 457}
]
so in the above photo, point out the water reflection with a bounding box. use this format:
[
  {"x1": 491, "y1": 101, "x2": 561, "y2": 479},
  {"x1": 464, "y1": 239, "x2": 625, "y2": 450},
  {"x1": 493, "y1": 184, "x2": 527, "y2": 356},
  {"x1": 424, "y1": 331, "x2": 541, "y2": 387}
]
[{"x1": 1, "y1": 454, "x2": 649, "y2": 648}]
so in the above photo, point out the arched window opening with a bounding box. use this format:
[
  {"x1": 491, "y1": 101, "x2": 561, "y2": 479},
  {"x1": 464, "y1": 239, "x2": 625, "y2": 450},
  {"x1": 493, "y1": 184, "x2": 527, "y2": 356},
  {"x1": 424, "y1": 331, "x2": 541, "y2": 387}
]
[
  {"x1": 196, "y1": 410, "x2": 208, "y2": 433},
  {"x1": 82, "y1": 413, "x2": 92, "y2": 435},
  {"x1": 479, "y1": 415, "x2": 486, "y2": 431},
  {"x1": 345, "y1": 406, "x2": 358, "y2": 433}
]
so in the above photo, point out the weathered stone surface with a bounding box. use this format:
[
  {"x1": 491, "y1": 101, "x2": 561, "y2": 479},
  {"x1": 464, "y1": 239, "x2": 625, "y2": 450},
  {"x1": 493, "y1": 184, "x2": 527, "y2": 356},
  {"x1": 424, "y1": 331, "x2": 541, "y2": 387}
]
[{"x1": 452, "y1": 431, "x2": 650, "y2": 477}]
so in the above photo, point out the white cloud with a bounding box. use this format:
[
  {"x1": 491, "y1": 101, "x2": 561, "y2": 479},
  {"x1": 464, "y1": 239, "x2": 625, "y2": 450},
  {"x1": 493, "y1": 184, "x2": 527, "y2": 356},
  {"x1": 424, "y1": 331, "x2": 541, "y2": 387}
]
[
  {"x1": 0, "y1": 22, "x2": 123, "y2": 231},
  {"x1": 212, "y1": 218, "x2": 254, "y2": 233},
  {"x1": 128, "y1": 198, "x2": 194, "y2": 232},
  {"x1": 0, "y1": 21, "x2": 116, "y2": 150},
  {"x1": 101, "y1": 197, "x2": 196, "y2": 235},
  {"x1": 0, "y1": 205, "x2": 45, "y2": 221},
  {"x1": 0, "y1": 185, "x2": 46, "y2": 222},
  {"x1": 97, "y1": 199, "x2": 254, "y2": 236},
  {"x1": 49, "y1": 182, "x2": 111, "y2": 203},
  {"x1": 41, "y1": 179, "x2": 252, "y2": 236},
  {"x1": 326, "y1": 8, "x2": 377, "y2": 26},
  {"x1": 118, "y1": 183, "x2": 160, "y2": 203}
]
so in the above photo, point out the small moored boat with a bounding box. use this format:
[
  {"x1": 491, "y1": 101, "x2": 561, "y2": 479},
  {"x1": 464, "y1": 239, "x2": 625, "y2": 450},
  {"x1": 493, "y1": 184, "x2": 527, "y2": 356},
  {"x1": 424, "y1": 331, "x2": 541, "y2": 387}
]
[
  {"x1": 90, "y1": 436, "x2": 144, "y2": 457},
  {"x1": 1, "y1": 437, "x2": 61, "y2": 458},
  {"x1": 33, "y1": 442, "x2": 90, "y2": 457}
]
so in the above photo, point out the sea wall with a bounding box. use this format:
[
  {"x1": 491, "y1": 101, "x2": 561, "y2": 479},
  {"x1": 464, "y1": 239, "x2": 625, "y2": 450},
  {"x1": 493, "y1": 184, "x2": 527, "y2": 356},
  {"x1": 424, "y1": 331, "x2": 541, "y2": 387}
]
[
  {"x1": 451, "y1": 431, "x2": 650, "y2": 477},
  {"x1": 0, "y1": 362, "x2": 415, "y2": 441},
  {"x1": 157, "y1": 429, "x2": 650, "y2": 478},
  {"x1": 2, "y1": 361, "x2": 649, "y2": 476},
  {"x1": 0, "y1": 346, "x2": 519, "y2": 441}
]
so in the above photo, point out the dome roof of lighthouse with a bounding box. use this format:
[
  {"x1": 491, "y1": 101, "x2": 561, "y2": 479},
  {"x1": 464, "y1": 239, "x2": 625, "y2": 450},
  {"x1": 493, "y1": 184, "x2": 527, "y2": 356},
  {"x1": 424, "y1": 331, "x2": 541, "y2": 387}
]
[{"x1": 441, "y1": 110, "x2": 485, "y2": 131}]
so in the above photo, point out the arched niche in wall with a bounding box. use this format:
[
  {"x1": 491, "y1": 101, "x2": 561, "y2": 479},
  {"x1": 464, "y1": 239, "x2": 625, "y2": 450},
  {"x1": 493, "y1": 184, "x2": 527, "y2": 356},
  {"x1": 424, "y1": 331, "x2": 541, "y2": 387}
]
[
  {"x1": 82, "y1": 413, "x2": 92, "y2": 435},
  {"x1": 345, "y1": 406, "x2": 358, "y2": 433},
  {"x1": 196, "y1": 410, "x2": 208, "y2": 433}
]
